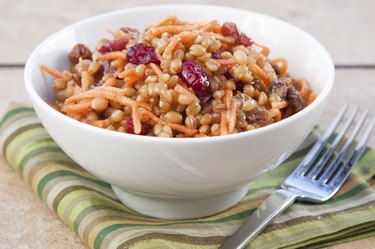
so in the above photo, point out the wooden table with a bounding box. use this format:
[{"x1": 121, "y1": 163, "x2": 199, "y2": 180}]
[{"x1": 0, "y1": 1, "x2": 374, "y2": 248}]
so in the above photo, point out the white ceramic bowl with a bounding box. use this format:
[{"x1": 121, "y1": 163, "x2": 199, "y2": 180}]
[{"x1": 24, "y1": 4, "x2": 334, "y2": 219}]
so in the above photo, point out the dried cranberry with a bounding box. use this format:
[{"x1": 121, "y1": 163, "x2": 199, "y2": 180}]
[
  {"x1": 99, "y1": 38, "x2": 129, "y2": 53},
  {"x1": 98, "y1": 44, "x2": 111, "y2": 53},
  {"x1": 125, "y1": 117, "x2": 150, "y2": 135},
  {"x1": 225, "y1": 72, "x2": 240, "y2": 84},
  {"x1": 126, "y1": 44, "x2": 160, "y2": 65},
  {"x1": 224, "y1": 72, "x2": 234, "y2": 80},
  {"x1": 180, "y1": 61, "x2": 210, "y2": 94},
  {"x1": 235, "y1": 81, "x2": 247, "y2": 92},
  {"x1": 222, "y1": 22, "x2": 240, "y2": 42},
  {"x1": 222, "y1": 22, "x2": 253, "y2": 46},
  {"x1": 211, "y1": 51, "x2": 222, "y2": 59},
  {"x1": 239, "y1": 33, "x2": 253, "y2": 46}
]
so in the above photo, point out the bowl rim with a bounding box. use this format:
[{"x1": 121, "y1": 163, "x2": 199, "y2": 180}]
[{"x1": 24, "y1": 4, "x2": 335, "y2": 145}]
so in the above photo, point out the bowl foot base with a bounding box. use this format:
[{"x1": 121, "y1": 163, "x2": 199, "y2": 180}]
[{"x1": 111, "y1": 185, "x2": 249, "y2": 219}]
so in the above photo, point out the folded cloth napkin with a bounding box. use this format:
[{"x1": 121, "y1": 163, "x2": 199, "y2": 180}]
[{"x1": 1, "y1": 103, "x2": 375, "y2": 249}]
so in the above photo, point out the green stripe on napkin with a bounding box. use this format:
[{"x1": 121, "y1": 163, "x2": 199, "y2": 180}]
[{"x1": 1, "y1": 103, "x2": 375, "y2": 249}]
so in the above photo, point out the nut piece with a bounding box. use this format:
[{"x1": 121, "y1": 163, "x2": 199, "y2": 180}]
[{"x1": 69, "y1": 44, "x2": 92, "y2": 64}]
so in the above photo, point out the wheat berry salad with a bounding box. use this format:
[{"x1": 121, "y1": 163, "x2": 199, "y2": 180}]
[{"x1": 39, "y1": 16, "x2": 316, "y2": 138}]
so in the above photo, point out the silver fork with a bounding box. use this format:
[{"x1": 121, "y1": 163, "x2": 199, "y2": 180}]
[{"x1": 220, "y1": 105, "x2": 374, "y2": 249}]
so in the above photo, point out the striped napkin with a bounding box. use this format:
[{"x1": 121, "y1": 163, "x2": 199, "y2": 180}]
[{"x1": 1, "y1": 103, "x2": 375, "y2": 249}]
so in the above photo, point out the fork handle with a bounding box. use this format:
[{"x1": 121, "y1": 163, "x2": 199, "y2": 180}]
[{"x1": 219, "y1": 189, "x2": 299, "y2": 249}]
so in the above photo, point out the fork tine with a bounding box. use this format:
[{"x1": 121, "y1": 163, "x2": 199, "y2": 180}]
[
  {"x1": 292, "y1": 104, "x2": 348, "y2": 176},
  {"x1": 327, "y1": 117, "x2": 374, "y2": 191},
  {"x1": 320, "y1": 109, "x2": 368, "y2": 183},
  {"x1": 307, "y1": 106, "x2": 359, "y2": 179}
]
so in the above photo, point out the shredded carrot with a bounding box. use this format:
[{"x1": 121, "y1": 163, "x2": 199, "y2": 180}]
[
  {"x1": 251, "y1": 63, "x2": 271, "y2": 89},
  {"x1": 191, "y1": 21, "x2": 211, "y2": 30},
  {"x1": 220, "y1": 111, "x2": 228, "y2": 135},
  {"x1": 294, "y1": 79, "x2": 303, "y2": 90},
  {"x1": 254, "y1": 42, "x2": 270, "y2": 57},
  {"x1": 122, "y1": 69, "x2": 142, "y2": 88},
  {"x1": 148, "y1": 25, "x2": 195, "y2": 36},
  {"x1": 228, "y1": 103, "x2": 238, "y2": 134},
  {"x1": 307, "y1": 91, "x2": 317, "y2": 105},
  {"x1": 163, "y1": 31, "x2": 199, "y2": 58},
  {"x1": 155, "y1": 15, "x2": 191, "y2": 27},
  {"x1": 139, "y1": 109, "x2": 160, "y2": 124},
  {"x1": 39, "y1": 64, "x2": 64, "y2": 79},
  {"x1": 124, "y1": 75, "x2": 140, "y2": 88},
  {"x1": 163, "y1": 34, "x2": 183, "y2": 59},
  {"x1": 103, "y1": 77, "x2": 117, "y2": 86},
  {"x1": 92, "y1": 119, "x2": 112, "y2": 128},
  {"x1": 261, "y1": 47, "x2": 270, "y2": 57},
  {"x1": 275, "y1": 112, "x2": 281, "y2": 122},
  {"x1": 132, "y1": 102, "x2": 141, "y2": 134},
  {"x1": 295, "y1": 79, "x2": 310, "y2": 100},
  {"x1": 148, "y1": 21, "x2": 207, "y2": 36},
  {"x1": 271, "y1": 100, "x2": 288, "y2": 109},
  {"x1": 270, "y1": 58, "x2": 288, "y2": 75},
  {"x1": 116, "y1": 60, "x2": 126, "y2": 74},
  {"x1": 61, "y1": 101, "x2": 92, "y2": 114},
  {"x1": 268, "y1": 108, "x2": 282, "y2": 122},
  {"x1": 97, "y1": 51, "x2": 126, "y2": 61},
  {"x1": 100, "y1": 86, "x2": 135, "y2": 96},
  {"x1": 140, "y1": 108, "x2": 197, "y2": 136},
  {"x1": 65, "y1": 86, "x2": 152, "y2": 111},
  {"x1": 64, "y1": 88, "x2": 105, "y2": 104},
  {"x1": 180, "y1": 30, "x2": 200, "y2": 44},
  {"x1": 201, "y1": 21, "x2": 221, "y2": 33},
  {"x1": 300, "y1": 87, "x2": 310, "y2": 101},
  {"x1": 224, "y1": 89, "x2": 233, "y2": 110},
  {"x1": 168, "y1": 123, "x2": 197, "y2": 136},
  {"x1": 155, "y1": 15, "x2": 177, "y2": 26},
  {"x1": 149, "y1": 63, "x2": 163, "y2": 76},
  {"x1": 81, "y1": 71, "x2": 92, "y2": 91},
  {"x1": 216, "y1": 59, "x2": 237, "y2": 66}
]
